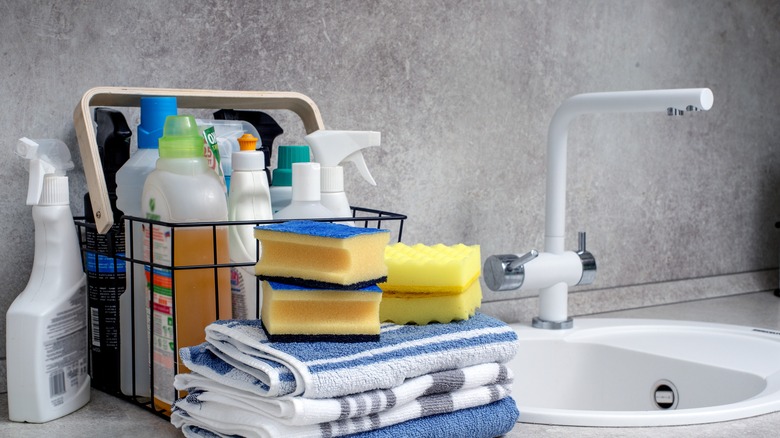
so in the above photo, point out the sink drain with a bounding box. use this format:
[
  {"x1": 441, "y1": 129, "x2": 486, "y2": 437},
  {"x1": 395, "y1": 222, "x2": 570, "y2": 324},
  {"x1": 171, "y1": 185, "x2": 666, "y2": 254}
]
[{"x1": 653, "y1": 380, "x2": 678, "y2": 410}]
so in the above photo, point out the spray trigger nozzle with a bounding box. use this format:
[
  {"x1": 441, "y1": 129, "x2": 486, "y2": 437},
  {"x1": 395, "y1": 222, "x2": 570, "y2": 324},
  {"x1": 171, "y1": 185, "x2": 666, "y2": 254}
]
[
  {"x1": 16, "y1": 138, "x2": 74, "y2": 206},
  {"x1": 342, "y1": 150, "x2": 376, "y2": 186},
  {"x1": 305, "y1": 130, "x2": 381, "y2": 187}
]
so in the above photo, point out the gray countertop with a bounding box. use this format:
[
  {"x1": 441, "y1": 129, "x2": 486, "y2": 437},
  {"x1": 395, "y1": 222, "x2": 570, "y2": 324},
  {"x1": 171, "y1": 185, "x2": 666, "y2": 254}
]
[{"x1": 2, "y1": 291, "x2": 779, "y2": 437}]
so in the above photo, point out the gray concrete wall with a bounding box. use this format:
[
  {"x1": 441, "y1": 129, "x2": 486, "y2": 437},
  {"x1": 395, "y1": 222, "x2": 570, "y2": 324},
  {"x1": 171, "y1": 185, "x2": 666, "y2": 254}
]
[{"x1": 0, "y1": 0, "x2": 778, "y2": 366}]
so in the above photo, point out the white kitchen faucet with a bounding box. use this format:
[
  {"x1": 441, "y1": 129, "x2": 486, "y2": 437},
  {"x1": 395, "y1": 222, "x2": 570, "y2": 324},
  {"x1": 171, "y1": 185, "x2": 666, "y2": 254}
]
[{"x1": 484, "y1": 88, "x2": 714, "y2": 329}]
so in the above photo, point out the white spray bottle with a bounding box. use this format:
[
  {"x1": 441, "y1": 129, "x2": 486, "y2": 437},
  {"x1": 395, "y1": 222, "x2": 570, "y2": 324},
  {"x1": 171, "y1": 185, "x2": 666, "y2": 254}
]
[
  {"x1": 305, "y1": 130, "x2": 381, "y2": 225},
  {"x1": 6, "y1": 138, "x2": 90, "y2": 423}
]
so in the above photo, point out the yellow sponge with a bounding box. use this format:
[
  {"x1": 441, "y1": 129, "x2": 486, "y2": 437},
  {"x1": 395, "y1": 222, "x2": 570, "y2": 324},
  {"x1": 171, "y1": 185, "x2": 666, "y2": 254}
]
[
  {"x1": 378, "y1": 243, "x2": 482, "y2": 325},
  {"x1": 379, "y1": 243, "x2": 481, "y2": 293},
  {"x1": 380, "y1": 280, "x2": 482, "y2": 325},
  {"x1": 261, "y1": 281, "x2": 381, "y2": 342},
  {"x1": 254, "y1": 220, "x2": 390, "y2": 289}
]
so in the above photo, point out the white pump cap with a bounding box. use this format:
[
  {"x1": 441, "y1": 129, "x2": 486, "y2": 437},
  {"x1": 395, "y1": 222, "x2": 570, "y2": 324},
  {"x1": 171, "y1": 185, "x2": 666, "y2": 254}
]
[
  {"x1": 291, "y1": 162, "x2": 322, "y2": 202},
  {"x1": 305, "y1": 130, "x2": 381, "y2": 187},
  {"x1": 16, "y1": 138, "x2": 74, "y2": 206}
]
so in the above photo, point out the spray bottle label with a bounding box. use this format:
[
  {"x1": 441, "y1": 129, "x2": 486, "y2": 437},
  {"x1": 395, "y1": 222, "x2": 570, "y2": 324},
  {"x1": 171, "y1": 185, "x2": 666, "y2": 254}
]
[{"x1": 44, "y1": 285, "x2": 89, "y2": 407}]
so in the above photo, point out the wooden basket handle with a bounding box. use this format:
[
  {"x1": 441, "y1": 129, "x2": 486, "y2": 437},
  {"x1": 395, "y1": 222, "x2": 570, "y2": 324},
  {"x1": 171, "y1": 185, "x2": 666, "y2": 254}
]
[{"x1": 73, "y1": 87, "x2": 325, "y2": 233}]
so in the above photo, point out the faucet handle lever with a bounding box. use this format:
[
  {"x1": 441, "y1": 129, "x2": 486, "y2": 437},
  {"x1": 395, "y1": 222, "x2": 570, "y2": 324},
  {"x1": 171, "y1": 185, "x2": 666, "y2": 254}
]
[
  {"x1": 576, "y1": 231, "x2": 597, "y2": 285},
  {"x1": 508, "y1": 249, "x2": 539, "y2": 270},
  {"x1": 578, "y1": 231, "x2": 587, "y2": 253},
  {"x1": 484, "y1": 250, "x2": 538, "y2": 292}
]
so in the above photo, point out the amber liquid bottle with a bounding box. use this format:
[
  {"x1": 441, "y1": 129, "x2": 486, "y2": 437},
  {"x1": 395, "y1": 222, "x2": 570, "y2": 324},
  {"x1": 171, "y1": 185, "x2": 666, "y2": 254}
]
[{"x1": 141, "y1": 115, "x2": 231, "y2": 414}]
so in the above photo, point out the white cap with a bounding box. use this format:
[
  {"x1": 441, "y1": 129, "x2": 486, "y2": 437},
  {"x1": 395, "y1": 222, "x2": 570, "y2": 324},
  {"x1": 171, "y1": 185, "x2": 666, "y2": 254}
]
[
  {"x1": 291, "y1": 162, "x2": 321, "y2": 202},
  {"x1": 232, "y1": 150, "x2": 265, "y2": 171},
  {"x1": 321, "y1": 166, "x2": 344, "y2": 193},
  {"x1": 39, "y1": 175, "x2": 69, "y2": 206}
]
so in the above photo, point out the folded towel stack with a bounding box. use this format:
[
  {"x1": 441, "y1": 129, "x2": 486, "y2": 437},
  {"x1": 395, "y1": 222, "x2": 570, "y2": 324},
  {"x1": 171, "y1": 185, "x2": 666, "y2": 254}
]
[{"x1": 171, "y1": 312, "x2": 520, "y2": 437}]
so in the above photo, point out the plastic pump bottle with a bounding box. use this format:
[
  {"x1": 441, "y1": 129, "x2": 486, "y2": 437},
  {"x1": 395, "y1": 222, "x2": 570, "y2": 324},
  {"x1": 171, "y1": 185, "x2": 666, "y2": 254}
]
[
  {"x1": 6, "y1": 138, "x2": 90, "y2": 423},
  {"x1": 228, "y1": 134, "x2": 273, "y2": 319},
  {"x1": 274, "y1": 162, "x2": 335, "y2": 220},
  {"x1": 116, "y1": 96, "x2": 177, "y2": 397},
  {"x1": 141, "y1": 115, "x2": 231, "y2": 415},
  {"x1": 306, "y1": 130, "x2": 381, "y2": 224},
  {"x1": 269, "y1": 145, "x2": 310, "y2": 214}
]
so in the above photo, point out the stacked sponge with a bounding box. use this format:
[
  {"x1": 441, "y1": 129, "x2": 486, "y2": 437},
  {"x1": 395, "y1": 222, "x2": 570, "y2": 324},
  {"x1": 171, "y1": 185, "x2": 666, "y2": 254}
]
[
  {"x1": 254, "y1": 220, "x2": 390, "y2": 341},
  {"x1": 379, "y1": 242, "x2": 482, "y2": 325}
]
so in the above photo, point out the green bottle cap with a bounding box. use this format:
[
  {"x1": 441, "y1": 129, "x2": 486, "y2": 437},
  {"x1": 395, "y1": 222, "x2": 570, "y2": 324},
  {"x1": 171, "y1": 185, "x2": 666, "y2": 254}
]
[
  {"x1": 158, "y1": 115, "x2": 204, "y2": 158},
  {"x1": 272, "y1": 145, "x2": 310, "y2": 186}
]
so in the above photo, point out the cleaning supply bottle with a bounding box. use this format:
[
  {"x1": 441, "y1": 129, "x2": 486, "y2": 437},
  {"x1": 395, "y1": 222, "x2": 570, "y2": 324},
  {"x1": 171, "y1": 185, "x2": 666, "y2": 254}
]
[
  {"x1": 274, "y1": 162, "x2": 335, "y2": 219},
  {"x1": 84, "y1": 108, "x2": 131, "y2": 393},
  {"x1": 306, "y1": 130, "x2": 381, "y2": 224},
  {"x1": 195, "y1": 119, "x2": 261, "y2": 192},
  {"x1": 6, "y1": 137, "x2": 90, "y2": 423},
  {"x1": 228, "y1": 134, "x2": 273, "y2": 319},
  {"x1": 213, "y1": 109, "x2": 284, "y2": 185},
  {"x1": 270, "y1": 145, "x2": 310, "y2": 214},
  {"x1": 116, "y1": 96, "x2": 177, "y2": 397},
  {"x1": 141, "y1": 115, "x2": 231, "y2": 415}
]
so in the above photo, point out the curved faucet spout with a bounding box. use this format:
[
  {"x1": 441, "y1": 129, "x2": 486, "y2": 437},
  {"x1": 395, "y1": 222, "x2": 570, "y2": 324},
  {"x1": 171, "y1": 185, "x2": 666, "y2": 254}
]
[
  {"x1": 545, "y1": 88, "x2": 713, "y2": 255},
  {"x1": 484, "y1": 88, "x2": 714, "y2": 329}
]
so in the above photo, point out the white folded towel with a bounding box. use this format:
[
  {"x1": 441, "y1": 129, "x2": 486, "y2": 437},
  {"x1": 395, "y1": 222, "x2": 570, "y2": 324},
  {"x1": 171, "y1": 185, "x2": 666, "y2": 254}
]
[
  {"x1": 174, "y1": 362, "x2": 511, "y2": 427},
  {"x1": 171, "y1": 382, "x2": 512, "y2": 438}
]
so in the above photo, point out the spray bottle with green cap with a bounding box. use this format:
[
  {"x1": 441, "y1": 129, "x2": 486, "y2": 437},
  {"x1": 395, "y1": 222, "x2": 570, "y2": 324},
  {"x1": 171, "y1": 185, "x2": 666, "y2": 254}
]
[
  {"x1": 305, "y1": 130, "x2": 381, "y2": 225},
  {"x1": 141, "y1": 115, "x2": 231, "y2": 415},
  {"x1": 6, "y1": 137, "x2": 90, "y2": 423}
]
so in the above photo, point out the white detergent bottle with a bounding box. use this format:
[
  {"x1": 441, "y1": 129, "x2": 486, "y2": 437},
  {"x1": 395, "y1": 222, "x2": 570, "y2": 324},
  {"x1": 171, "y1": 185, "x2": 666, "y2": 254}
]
[
  {"x1": 116, "y1": 96, "x2": 177, "y2": 397},
  {"x1": 274, "y1": 162, "x2": 336, "y2": 220},
  {"x1": 228, "y1": 133, "x2": 273, "y2": 319},
  {"x1": 141, "y1": 115, "x2": 231, "y2": 415},
  {"x1": 6, "y1": 138, "x2": 90, "y2": 423},
  {"x1": 306, "y1": 130, "x2": 381, "y2": 226}
]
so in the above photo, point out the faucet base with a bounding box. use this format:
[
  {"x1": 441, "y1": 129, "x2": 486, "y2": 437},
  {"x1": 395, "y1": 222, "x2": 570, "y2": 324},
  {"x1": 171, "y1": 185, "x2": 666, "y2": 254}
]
[{"x1": 532, "y1": 316, "x2": 574, "y2": 330}]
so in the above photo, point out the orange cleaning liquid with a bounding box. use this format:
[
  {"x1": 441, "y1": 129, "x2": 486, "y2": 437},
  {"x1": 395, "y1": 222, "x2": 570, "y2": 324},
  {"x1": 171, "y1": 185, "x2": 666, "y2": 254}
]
[{"x1": 145, "y1": 225, "x2": 231, "y2": 415}]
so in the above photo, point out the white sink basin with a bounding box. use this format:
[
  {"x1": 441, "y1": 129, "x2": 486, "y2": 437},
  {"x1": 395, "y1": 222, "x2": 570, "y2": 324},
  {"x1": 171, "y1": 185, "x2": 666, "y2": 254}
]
[{"x1": 507, "y1": 318, "x2": 780, "y2": 426}]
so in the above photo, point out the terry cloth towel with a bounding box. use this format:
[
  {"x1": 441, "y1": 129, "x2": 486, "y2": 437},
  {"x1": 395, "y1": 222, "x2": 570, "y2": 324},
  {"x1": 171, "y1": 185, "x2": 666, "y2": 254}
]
[
  {"x1": 171, "y1": 383, "x2": 514, "y2": 438},
  {"x1": 174, "y1": 362, "x2": 512, "y2": 427},
  {"x1": 177, "y1": 396, "x2": 519, "y2": 438},
  {"x1": 180, "y1": 312, "x2": 518, "y2": 399}
]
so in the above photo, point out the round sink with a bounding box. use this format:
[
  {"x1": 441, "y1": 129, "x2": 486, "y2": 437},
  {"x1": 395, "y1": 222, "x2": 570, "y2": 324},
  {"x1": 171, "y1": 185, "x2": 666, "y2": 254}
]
[{"x1": 507, "y1": 318, "x2": 780, "y2": 426}]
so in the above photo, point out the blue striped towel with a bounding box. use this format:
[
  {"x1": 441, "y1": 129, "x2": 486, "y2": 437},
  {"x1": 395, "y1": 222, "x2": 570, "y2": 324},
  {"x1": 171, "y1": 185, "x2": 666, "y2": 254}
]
[
  {"x1": 174, "y1": 362, "x2": 512, "y2": 427},
  {"x1": 180, "y1": 312, "x2": 518, "y2": 399},
  {"x1": 177, "y1": 397, "x2": 519, "y2": 438}
]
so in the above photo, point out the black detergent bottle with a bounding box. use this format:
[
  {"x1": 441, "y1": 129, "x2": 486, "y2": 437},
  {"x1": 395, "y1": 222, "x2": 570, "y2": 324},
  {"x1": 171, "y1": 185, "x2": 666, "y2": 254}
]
[{"x1": 84, "y1": 107, "x2": 131, "y2": 392}]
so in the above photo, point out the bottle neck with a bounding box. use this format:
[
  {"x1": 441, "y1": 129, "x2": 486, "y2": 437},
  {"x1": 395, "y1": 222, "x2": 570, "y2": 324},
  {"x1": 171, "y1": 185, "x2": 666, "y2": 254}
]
[
  {"x1": 31, "y1": 204, "x2": 84, "y2": 289},
  {"x1": 155, "y1": 156, "x2": 210, "y2": 174}
]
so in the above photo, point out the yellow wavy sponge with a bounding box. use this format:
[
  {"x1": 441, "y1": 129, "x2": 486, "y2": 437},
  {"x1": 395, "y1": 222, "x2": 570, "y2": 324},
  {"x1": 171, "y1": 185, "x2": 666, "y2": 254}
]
[
  {"x1": 378, "y1": 243, "x2": 482, "y2": 325},
  {"x1": 261, "y1": 281, "x2": 382, "y2": 342},
  {"x1": 379, "y1": 243, "x2": 481, "y2": 293},
  {"x1": 254, "y1": 220, "x2": 390, "y2": 289},
  {"x1": 380, "y1": 280, "x2": 482, "y2": 325}
]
